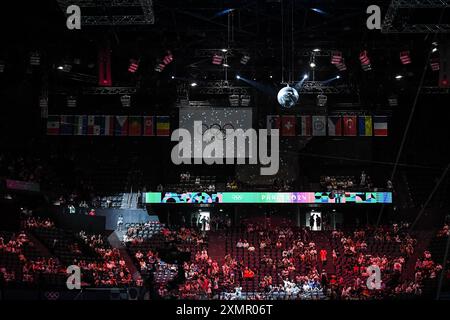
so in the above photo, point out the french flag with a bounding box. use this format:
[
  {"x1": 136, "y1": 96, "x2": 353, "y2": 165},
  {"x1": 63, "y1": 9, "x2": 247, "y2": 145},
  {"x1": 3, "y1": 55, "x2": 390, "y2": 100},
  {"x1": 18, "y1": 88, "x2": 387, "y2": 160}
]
[
  {"x1": 373, "y1": 116, "x2": 388, "y2": 136},
  {"x1": 103, "y1": 115, "x2": 115, "y2": 136}
]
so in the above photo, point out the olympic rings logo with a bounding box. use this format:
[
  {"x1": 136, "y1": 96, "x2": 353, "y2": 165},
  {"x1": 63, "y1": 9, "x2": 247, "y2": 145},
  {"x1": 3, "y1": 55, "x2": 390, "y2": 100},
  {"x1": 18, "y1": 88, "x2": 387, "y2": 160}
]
[{"x1": 196, "y1": 123, "x2": 235, "y2": 140}]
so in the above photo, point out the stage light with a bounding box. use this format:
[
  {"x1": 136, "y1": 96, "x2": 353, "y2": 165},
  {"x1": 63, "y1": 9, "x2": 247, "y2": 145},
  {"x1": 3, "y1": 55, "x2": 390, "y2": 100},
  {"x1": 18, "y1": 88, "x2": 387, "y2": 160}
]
[
  {"x1": 269, "y1": 75, "x2": 273, "y2": 79},
  {"x1": 359, "y1": 50, "x2": 372, "y2": 71},
  {"x1": 155, "y1": 52, "x2": 174, "y2": 73},
  {"x1": 236, "y1": 75, "x2": 241, "y2": 80},
  {"x1": 121, "y1": 95, "x2": 131, "y2": 107},
  {"x1": 154, "y1": 63, "x2": 165, "y2": 72},
  {"x1": 333, "y1": 54, "x2": 347, "y2": 71},
  {"x1": 221, "y1": 49, "x2": 228, "y2": 53},
  {"x1": 190, "y1": 82, "x2": 197, "y2": 87},
  {"x1": 395, "y1": 75, "x2": 403, "y2": 80},
  {"x1": 222, "y1": 63, "x2": 230, "y2": 68},
  {"x1": 388, "y1": 96, "x2": 398, "y2": 107},
  {"x1": 400, "y1": 51, "x2": 411, "y2": 65},
  {"x1": 240, "y1": 55, "x2": 250, "y2": 65},
  {"x1": 39, "y1": 97, "x2": 48, "y2": 108},
  {"x1": 317, "y1": 94, "x2": 327, "y2": 107},
  {"x1": 331, "y1": 51, "x2": 343, "y2": 65},
  {"x1": 229, "y1": 95, "x2": 240, "y2": 107},
  {"x1": 212, "y1": 54, "x2": 224, "y2": 65},
  {"x1": 67, "y1": 96, "x2": 77, "y2": 108},
  {"x1": 128, "y1": 59, "x2": 139, "y2": 73},
  {"x1": 336, "y1": 75, "x2": 341, "y2": 79},
  {"x1": 57, "y1": 64, "x2": 71, "y2": 72},
  {"x1": 303, "y1": 74, "x2": 309, "y2": 79},
  {"x1": 162, "y1": 52, "x2": 174, "y2": 65},
  {"x1": 171, "y1": 75, "x2": 175, "y2": 79},
  {"x1": 30, "y1": 52, "x2": 41, "y2": 66},
  {"x1": 311, "y1": 8, "x2": 328, "y2": 15},
  {"x1": 214, "y1": 8, "x2": 234, "y2": 17},
  {"x1": 430, "y1": 58, "x2": 440, "y2": 71},
  {"x1": 310, "y1": 62, "x2": 316, "y2": 68},
  {"x1": 313, "y1": 48, "x2": 321, "y2": 52},
  {"x1": 241, "y1": 95, "x2": 251, "y2": 107},
  {"x1": 432, "y1": 47, "x2": 438, "y2": 53}
]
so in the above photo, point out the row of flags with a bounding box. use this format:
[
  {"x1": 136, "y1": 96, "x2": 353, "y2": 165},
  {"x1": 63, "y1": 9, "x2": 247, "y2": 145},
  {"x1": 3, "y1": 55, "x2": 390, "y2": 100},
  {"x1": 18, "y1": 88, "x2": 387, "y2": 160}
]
[
  {"x1": 46, "y1": 115, "x2": 171, "y2": 137},
  {"x1": 267, "y1": 115, "x2": 388, "y2": 137}
]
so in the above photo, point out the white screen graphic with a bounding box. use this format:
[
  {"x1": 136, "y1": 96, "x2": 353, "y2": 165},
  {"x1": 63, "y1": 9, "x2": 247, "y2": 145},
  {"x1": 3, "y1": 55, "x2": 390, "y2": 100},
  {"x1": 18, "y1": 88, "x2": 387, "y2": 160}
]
[{"x1": 179, "y1": 107, "x2": 253, "y2": 159}]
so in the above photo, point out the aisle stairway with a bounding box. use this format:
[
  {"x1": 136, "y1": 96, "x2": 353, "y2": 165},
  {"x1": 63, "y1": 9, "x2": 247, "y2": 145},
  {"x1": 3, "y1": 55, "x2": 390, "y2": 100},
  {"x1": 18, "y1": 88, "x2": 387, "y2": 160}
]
[
  {"x1": 208, "y1": 231, "x2": 227, "y2": 265},
  {"x1": 313, "y1": 231, "x2": 336, "y2": 275},
  {"x1": 108, "y1": 231, "x2": 141, "y2": 283}
]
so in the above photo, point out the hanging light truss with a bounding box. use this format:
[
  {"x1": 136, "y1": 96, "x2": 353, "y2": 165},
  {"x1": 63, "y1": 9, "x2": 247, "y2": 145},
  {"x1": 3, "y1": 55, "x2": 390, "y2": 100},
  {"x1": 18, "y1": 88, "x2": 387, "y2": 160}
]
[
  {"x1": 56, "y1": 0, "x2": 154, "y2": 26},
  {"x1": 382, "y1": 0, "x2": 450, "y2": 33}
]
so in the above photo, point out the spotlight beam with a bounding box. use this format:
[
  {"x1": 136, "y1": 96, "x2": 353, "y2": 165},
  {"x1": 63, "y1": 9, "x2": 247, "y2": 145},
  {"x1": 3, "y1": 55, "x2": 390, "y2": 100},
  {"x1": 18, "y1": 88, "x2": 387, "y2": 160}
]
[
  {"x1": 321, "y1": 75, "x2": 341, "y2": 85},
  {"x1": 237, "y1": 76, "x2": 277, "y2": 96},
  {"x1": 293, "y1": 74, "x2": 309, "y2": 90}
]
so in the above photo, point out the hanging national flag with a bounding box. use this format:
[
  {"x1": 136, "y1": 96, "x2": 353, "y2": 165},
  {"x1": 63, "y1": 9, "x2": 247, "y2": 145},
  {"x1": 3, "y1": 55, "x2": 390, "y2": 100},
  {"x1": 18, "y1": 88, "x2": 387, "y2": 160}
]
[
  {"x1": 358, "y1": 116, "x2": 373, "y2": 136},
  {"x1": 92, "y1": 116, "x2": 104, "y2": 136},
  {"x1": 128, "y1": 116, "x2": 142, "y2": 136},
  {"x1": 281, "y1": 115, "x2": 296, "y2": 136},
  {"x1": 373, "y1": 116, "x2": 388, "y2": 136},
  {"x1": 312, "y1": 116, "x2": 326, "y2": 136},
  {"x1": 267, "y1": 115, "x2": 281, "y2": 135},
  {"x1": 156, "y1": 116, "x2": 170, "y2": 136},
  {"x1": 328, "y1": 116, "x2": 342, "y2": 136},
  {"x1": 46, "y1": 115, "x2": 60, "y2": 135},
  {"x1": 60, "y1": 115, "x2": 74, "y2": 135},
  {"x1": 87, "y1": 115, "x2": 97, "y2": 135},
  {"x1": 143, "y1": 116, "x2": 155, "y2": 136},
  {"x1": 74, "y1": 115, "x2": 88, "y2": 135},
  {"x1": 99, "y1": 115, "x2": 115, "y2": 136},
  {"x1": 297, "y1": 115, "x2": 312, "y2": 136},
  {"x1": 115, "y1": 116, "x2": 129, "y2": 136},
  {"x1": 343, "y1": 116, "x2": 357, "y2": 136}
]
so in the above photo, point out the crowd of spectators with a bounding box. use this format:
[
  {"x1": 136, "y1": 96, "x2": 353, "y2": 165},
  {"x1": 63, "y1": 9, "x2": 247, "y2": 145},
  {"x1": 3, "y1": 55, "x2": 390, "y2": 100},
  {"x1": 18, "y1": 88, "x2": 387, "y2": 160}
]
[
  {"x1": 0, "y1": 231, "x2": 65, "y2": 284},
  {"x1": 77, "y1": 231, "x2": 134, "y2": 287},
  {"x1": 321, "y1": 175, "x2": 355, "y2": 191},
  {"x1": 320, "y1": 171, "x2": 382, "y2": 192},
  {"x1": 0, "y1": 153, "x2": 46, "y2": 183},
  {"x1": 437, "y1": 224, "x2": 450, "y2": 238},
  {"x1": 23, "y1": 217, "x2": 55, "y2": 229}
]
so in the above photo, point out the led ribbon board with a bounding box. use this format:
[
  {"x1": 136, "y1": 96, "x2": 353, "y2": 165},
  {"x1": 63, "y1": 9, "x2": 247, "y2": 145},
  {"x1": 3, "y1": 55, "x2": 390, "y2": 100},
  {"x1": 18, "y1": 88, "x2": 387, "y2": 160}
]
[{"x1": 144, "y1": 192, "x2": 392, "y2": 204}]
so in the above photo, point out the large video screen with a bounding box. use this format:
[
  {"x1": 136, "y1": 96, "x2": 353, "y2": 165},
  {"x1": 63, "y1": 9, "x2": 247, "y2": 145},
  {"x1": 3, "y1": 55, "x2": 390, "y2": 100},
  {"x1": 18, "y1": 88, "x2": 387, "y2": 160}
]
[
  {"x1": 178, "y1": 107, "x2": 253, "y2": 159},
  {"x1": 144, "y1": 192, "x2": 393, "y2": 204}
]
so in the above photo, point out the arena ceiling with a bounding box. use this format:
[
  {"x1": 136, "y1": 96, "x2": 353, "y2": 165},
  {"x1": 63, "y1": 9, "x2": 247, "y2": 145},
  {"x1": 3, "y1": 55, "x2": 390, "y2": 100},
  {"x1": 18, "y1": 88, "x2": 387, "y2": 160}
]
[{"x1": 1, "y1": 0, "x2": 448, "y2": 87}]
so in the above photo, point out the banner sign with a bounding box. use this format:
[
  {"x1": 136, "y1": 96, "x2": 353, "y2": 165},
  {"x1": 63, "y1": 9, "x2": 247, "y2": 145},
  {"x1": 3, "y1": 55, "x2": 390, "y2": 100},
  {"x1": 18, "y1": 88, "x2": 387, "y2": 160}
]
[
  {"x1": 5, "y1": 179, "x2": 41, "y2": 192},
  {"x1": 46, "y1": 115, "x2": 170, "y2": 137},
  {"x1": 144, "y1": 191, "x2": 392, "y2": 204},
  {"x1": 269, "y1": 115, "x2": 389, "y2": 137}
]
